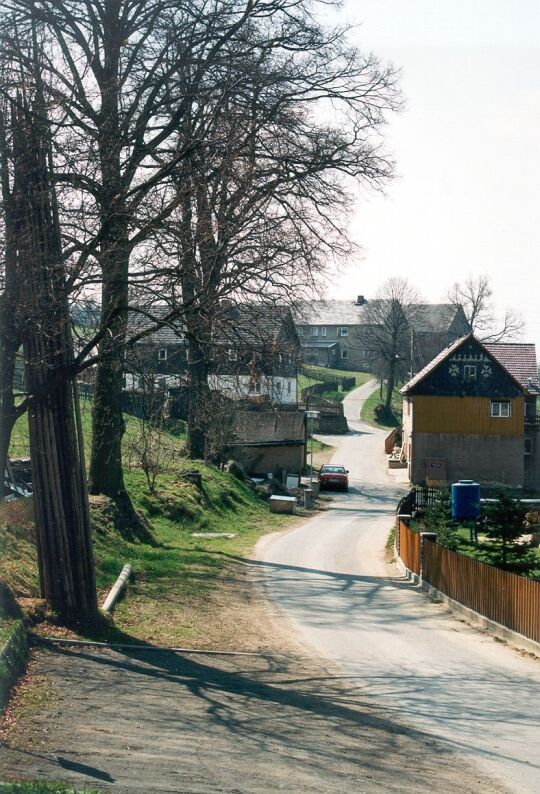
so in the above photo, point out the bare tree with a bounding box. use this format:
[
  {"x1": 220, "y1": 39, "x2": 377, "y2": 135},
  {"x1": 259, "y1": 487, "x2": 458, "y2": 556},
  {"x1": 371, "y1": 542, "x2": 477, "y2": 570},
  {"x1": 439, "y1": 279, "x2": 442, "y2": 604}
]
[
  {"x1": 448, "y1": 274, "x2": 523, "y2": 343},
  {"x1": 361, "y1": 278, "x2": 424, "y2": 412},
  {"x1": 6, "y1": 45, "x2": 97, "y2": 623}
]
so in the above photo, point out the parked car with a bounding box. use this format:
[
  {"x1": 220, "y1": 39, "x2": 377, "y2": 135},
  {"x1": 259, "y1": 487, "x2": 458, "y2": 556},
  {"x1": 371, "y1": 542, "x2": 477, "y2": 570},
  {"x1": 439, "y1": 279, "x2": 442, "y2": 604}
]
[{"x1": 319, "y1": 464, "x2": 349, "y2": 492}]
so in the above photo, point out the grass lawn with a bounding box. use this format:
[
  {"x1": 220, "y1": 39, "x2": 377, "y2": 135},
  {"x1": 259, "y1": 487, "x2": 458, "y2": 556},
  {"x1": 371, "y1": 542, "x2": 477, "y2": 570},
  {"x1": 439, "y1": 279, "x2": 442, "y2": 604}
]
[
  {"x1": 298, "y1": 365, "x2": 373, "y2": 399},
  {"x1": 2, "y1": 402, "x2": 299, "y2": 647},
  {"x1": 0, "y1": 785, "x2": 100, "y2": 793},
  {"x1": 360, "y1": 385, "x2": 403, "y2": 428}
]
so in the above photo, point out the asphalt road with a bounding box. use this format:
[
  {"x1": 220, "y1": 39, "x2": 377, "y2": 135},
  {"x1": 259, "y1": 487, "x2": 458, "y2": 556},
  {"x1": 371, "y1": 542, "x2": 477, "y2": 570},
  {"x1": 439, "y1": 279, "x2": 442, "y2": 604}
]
[{"x1": 259, "y1": 380, "x2": 540, "y2": 794}]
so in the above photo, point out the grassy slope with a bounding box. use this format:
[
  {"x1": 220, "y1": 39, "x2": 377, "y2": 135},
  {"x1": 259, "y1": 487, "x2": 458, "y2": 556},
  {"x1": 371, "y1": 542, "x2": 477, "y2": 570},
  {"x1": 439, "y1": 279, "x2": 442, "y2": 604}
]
[
  {"x1": 298, "y1": 366, "x2": 373, "y2": 402},
  {"x1": 360, "y1": 385, "x2": 403, "y2": 428},
  {"x1": 2, "y1": 406, "x2": 296, "y2": 644}
]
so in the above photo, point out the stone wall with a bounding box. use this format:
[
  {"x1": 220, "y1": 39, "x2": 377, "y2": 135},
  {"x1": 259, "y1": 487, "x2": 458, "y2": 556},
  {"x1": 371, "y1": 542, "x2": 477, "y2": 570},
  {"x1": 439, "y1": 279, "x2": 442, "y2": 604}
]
[{"x1": 411, "y1": 433, "x2": 524, "y2": 487}]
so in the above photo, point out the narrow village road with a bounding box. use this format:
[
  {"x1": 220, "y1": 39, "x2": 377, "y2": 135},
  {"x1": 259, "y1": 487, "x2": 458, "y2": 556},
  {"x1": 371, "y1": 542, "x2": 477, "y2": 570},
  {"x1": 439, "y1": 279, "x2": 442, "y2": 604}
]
[{"x1": 259, "y1": 380, "x2": 540, "y2": 794}]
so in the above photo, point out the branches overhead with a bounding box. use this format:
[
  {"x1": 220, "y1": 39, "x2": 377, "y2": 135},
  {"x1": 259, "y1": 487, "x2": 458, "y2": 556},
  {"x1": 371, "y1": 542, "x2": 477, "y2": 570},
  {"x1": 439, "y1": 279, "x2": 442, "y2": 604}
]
[{"x1": 448, "y1": 274, "x2": 524, "y2": 344}]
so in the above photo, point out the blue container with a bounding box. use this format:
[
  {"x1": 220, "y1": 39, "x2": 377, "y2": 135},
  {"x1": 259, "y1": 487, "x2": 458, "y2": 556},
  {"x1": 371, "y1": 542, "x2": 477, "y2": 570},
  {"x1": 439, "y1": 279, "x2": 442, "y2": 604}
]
[{"x1": 451, "y1": 480, "x2": 481, "y2": 521}]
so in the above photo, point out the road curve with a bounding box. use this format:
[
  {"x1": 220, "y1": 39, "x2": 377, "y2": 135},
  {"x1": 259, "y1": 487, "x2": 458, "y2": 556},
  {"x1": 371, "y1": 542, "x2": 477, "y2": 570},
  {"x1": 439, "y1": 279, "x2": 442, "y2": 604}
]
[{"x1": 259, "y1": 380, "x2": 540, "y2": 793}]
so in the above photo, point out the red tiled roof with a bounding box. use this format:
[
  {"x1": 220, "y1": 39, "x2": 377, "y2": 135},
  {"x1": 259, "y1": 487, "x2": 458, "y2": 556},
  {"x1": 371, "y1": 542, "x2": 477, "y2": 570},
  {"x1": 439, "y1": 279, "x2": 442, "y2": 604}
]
[{"x1": 484, "y1": 343, "x2": 539, "y2": 395}]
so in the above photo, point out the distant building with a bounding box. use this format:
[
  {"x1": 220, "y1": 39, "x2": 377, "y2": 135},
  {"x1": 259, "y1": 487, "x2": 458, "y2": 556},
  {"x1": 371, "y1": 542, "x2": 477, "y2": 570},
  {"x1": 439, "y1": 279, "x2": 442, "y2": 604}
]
[
  {"x1": 293, "y1": 296, "x2": 470, "y2": 372},
  {"x1": 401, "y1": 334, "x2": 540, "y2": 488},
  {"x1": 124, "y1": 303, "x2": 301, "y2": 406}
]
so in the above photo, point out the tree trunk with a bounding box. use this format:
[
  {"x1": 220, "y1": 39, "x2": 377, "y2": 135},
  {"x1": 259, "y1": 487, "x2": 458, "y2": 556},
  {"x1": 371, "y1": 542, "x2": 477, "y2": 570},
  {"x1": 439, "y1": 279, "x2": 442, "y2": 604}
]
[
  {"x1": 186, "y1": 333, "x2": 211, "y2": 460},
  {"x1": 14, "y1": 87, "x2": 98, "y2": 624},
  {"x1": 385, "y1": 359, "x2": 396, "y2": 412}
]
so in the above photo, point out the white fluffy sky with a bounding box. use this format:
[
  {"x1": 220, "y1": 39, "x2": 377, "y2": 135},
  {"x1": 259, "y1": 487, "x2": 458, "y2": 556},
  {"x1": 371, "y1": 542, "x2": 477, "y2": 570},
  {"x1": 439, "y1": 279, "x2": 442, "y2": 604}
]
[{"x1": 325, "y1": 0, "x2": 540, "y2": 351}]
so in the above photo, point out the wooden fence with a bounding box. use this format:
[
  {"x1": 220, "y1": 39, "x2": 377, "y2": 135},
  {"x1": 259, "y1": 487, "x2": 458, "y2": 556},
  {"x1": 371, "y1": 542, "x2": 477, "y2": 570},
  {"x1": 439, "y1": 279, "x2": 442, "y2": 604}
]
[
  {"x1": 397, "y1": 518, "x2": 421, "y2": 575},
  {"x1": 423, "y1": 540, "x2": 540, "y2": 644}
]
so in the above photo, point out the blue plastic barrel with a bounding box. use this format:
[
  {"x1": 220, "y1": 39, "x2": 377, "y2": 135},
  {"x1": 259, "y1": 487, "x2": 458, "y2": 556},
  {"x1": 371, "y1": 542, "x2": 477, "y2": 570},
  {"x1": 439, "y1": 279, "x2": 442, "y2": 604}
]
[{"x1": 451, "y1": 480, "x2": 481, "y2": 521}]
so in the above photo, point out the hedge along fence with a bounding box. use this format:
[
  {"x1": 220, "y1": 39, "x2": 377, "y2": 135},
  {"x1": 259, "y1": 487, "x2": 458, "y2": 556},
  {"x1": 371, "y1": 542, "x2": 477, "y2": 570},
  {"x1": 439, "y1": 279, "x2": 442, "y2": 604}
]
[
  {"x1": 0, "y1": 583, "x2": 28, "y2": 710},
  {"x1": 395, "y1": 516, "x2": 540, "y2": 645}
]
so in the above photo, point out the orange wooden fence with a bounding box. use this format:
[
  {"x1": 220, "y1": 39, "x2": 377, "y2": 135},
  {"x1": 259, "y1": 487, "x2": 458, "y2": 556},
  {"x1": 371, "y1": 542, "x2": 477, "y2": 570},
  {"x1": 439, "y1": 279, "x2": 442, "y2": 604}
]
[
  {"x1": 423, "y1": 539, "x2": 540, "y2": 644},
  {"x1": 397, "y1": 519, "x2": 421, "y2": 575}
]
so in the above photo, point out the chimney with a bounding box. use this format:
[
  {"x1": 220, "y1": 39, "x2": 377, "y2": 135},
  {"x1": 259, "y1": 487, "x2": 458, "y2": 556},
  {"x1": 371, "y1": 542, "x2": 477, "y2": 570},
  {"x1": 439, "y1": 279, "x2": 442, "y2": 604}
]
[{"x1": 355, "y1": 295, "x2": 366, "y2": 305}]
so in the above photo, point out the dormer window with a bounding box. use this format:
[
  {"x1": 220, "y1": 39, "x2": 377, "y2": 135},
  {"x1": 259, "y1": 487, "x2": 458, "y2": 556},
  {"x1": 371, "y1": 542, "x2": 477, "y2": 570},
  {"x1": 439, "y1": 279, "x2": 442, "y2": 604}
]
[{"x1": 158, "y1": 348, "x2": 167, "y2": 360}]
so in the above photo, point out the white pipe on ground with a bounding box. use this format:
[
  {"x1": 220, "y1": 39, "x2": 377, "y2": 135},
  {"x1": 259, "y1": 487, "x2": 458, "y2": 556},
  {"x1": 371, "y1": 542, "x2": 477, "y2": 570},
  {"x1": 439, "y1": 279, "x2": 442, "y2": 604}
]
[{"x1": 101, "y1": 563, "x2": 132, "y2": 613}]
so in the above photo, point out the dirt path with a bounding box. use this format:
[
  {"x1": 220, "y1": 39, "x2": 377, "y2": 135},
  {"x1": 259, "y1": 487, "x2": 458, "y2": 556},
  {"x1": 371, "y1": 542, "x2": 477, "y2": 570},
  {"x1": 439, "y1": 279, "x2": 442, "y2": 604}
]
[{"x1": 1, "y1": 548, "x2": 505, "y2": 794}]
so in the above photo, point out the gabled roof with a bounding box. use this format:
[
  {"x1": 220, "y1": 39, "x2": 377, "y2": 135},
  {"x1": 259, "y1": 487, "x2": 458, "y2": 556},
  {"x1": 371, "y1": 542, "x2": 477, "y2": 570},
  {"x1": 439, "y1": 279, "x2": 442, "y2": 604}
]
[
  {"x1": 401, "y1": 335, "x2": 471, "y2": 394},
  {"x1": 401, "y1": 333, "x2": 538, "y2": 397},
  {"x1": 219, "y1": 304, "x2": 299, "y2": 349},
  {"x1": 128, "y1": 305, "x2": 185, "y2": 346},
  {"x1": 294, "y1": 300, "x2": 466, "y2": 332},
  {"x1": 484, "y1": 343, "x2": 539, "y2": 395}
]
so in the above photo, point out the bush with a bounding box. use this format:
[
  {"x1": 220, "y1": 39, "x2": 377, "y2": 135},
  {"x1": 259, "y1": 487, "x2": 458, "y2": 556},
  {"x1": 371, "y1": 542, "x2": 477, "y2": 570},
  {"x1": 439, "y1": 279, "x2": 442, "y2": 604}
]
[{"x1": 374, "y1": 403, "x2": 395, "y2": 423}]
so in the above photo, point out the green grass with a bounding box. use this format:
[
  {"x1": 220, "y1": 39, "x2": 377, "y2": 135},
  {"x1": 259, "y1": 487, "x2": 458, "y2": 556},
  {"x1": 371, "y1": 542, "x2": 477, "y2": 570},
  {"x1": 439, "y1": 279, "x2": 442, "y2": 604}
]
[
  {"x1": 299, "y1": 366, "x2": 373, "y2": 400},
  {"x1": 3, "y1": 395, "x2": 299, "y2": 645},
  {"x1": 360, "y1": 384, "x2": 403, "y2": 428}
]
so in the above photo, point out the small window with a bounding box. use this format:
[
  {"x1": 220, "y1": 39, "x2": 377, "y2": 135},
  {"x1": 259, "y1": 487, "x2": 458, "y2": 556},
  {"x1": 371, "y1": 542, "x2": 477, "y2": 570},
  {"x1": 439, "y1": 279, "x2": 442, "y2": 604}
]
[
  {"x1": 338, "y1": 327, "x2": 348, "y2": 337},
  {"x1": 341, "y1": 349, "x2": 348, "y2": 359},
  {"x1": 158, "y1": 349, "x2": 167, "y2": 360},
  {"x1": 310, "y1": 327, "x2": 318, "y2": 336},
  {"x1": 491, "y1": 401, "x2": 511, "y2": 418},
  {"x1": 287, "y1": 381, "x2": 291, "y2": 394},
  {"x1": 320, "y1": 327, "x2": 327, "y2": 337},
  {"x1": 249, "y1": 380, "x2": 261, "y2": 394},
  {"x1": 227, "y1": 349, "x2": 238, "y2": 361},
  {"x1": 464, "y1": 364, "x2": 477, "y2": 381}
]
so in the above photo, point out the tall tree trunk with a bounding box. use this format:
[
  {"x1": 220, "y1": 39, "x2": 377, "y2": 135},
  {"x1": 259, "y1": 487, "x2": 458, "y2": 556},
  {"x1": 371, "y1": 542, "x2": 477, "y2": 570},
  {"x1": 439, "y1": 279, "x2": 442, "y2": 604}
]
[
  {"x1": 14, "y1": 86, "x2": 97, "y2": 624},
  {"x1": 385, "y1": 359, "x2": 396, "y2": 412},
  {"x1": 185, "y1": 332, "x2": 211, "y2": 460},
  {"x1": 0, "y1": 107, "x2": 22, "y2": 496}
]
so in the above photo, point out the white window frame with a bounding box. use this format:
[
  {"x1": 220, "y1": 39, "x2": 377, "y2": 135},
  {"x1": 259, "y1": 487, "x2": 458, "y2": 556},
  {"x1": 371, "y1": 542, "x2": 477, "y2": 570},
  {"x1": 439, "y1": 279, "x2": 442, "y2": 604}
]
[
  {"x1": 249, "y1": 379, "x2": 261, "y2": 394},
  {"x1": 341, "y1": 349, "x2": 348, "y2": 359},
  {"x1": 491, "y1": 400, "x2": 511, "y2": 418},
  {"x1": 310, "y1": 327, "x2": 319, "y2": 336},
  {"x1": 320, "y1": 327, "x2": 327, "y2": 337},
  {"x1": 227, "y1": 349, "x2": 238, "y2": 362},
  {"x1": 158, "y1": 348, "x2": 167, "y2": 360},
  {"x1": 338, "y1": 327, "x2": 348, "y2": 337},
  {"x1": 464, "y1": 364, "x2": 477, "y2": 380}
]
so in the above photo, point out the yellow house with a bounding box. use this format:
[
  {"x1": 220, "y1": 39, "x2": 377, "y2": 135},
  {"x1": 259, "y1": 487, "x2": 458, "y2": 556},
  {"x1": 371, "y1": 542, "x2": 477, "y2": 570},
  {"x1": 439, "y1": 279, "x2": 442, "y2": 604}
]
[{"x1": 401, "y1": 334, "x2": 539, "y2": 488}]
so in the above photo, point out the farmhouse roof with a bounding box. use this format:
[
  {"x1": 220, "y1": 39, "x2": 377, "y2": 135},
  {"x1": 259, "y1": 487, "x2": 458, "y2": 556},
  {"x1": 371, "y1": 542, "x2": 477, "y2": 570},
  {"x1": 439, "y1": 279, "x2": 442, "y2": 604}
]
[
  {"x1": 128, "y1": 305, "x2": 185, "y2": 346},
  {"x1": 294, "y1": 300, "x2": 464, "y2": 331},
  {"x1": 231, "y1": 409, "x2": 306, "y2": 445},
  {"x1": 484, "y1": 343, "x2": 540, "y2": 395},
  {"x1": 401, "y1": 334, "x2": 538, "y2": 396}
]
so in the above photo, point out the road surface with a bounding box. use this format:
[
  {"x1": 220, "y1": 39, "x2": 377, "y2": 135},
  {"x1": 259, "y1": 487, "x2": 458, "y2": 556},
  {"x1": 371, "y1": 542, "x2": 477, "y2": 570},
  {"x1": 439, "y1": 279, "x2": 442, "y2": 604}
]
[{"x1": 260, "y1": 380, "x2": 540, "y2": 794}]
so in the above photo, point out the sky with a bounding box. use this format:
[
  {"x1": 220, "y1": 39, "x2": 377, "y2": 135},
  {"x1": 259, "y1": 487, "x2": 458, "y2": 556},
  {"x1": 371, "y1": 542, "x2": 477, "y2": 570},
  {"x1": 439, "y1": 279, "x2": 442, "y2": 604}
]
[{"x1": 326, "y1": 0, "x2": 540, "y2": 351}]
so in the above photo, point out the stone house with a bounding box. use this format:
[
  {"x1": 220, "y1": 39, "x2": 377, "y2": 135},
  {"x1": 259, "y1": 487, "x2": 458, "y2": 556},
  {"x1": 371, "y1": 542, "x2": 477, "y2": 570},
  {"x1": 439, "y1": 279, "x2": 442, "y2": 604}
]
[
  {"x1": 293, "y1": 296, "x2": 470, "y2": 372},
  {"x1": 401, "y1": 334, "x2": 540, "y2": 488},
  {"x1": 227, "y1": 408, "x2": 307, "y2": 476}
]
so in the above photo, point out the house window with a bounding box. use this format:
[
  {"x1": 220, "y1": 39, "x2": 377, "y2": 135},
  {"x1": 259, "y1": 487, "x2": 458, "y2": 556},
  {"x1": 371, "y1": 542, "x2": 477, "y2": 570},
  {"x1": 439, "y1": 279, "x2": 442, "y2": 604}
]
[
  {"x1": 341, "y1": 349, "x2": 348, "y2": 359},
  {"x1": 338, "y1": 327, "x2": 348, "y2": 337},
  {"x1": 491, "y1": 400, "x2": 511, "y2": 418},
  {"x1": 464, "y1": 364, "x2": 477, "y2": 381},
  {"x1": 158, "y1": 348, "x2": 167, "y2": 360},
  {"x1": 310, "y1": 327, "x2": 319, "y2": 336},
  {"x1": 249, "y1": 380, "x2": 261, "y2": 394},
  {"x1": 320, "y1": 327, "x2": 327, "y2": 337},
  {"x1": 287, "y1": 381, "x2": 291, "y2": 394},
  {"x1": 227, "y1": 349, "x2": 238, "y2": 361}
]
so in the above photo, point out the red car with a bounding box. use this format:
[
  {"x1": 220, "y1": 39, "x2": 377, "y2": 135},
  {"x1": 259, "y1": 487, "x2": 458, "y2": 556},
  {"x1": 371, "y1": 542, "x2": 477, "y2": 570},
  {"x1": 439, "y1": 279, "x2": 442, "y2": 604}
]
[{"x1": 319, "y1": 464, "x2": 349, "y2": 492}]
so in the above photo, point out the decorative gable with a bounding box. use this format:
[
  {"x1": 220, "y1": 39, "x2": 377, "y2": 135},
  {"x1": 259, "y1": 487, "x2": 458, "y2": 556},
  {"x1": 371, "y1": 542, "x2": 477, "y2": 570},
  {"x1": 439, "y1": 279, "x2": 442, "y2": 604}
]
[{"x1": 405, "y1": 336, "x2": 523, "y2": 398}]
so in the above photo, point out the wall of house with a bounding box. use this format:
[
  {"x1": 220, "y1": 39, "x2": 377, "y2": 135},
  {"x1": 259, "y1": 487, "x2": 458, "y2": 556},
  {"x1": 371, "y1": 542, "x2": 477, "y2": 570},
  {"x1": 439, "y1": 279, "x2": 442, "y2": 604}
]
[
  {"x1": 298, "y1": 325, "x2": 373, "y2": 370},
  {"x1": 524, "y1": 427, "x2": 540, "y2": 490},
  {"x1": 232, "y1": 444, "x2": 305, "y2": 476},
  {"x1": 411, "y1": 395, "x2": 524, "y2": 436},
  {"x1": 410, "y1": 433, "x2": 525, "y2": 487},
  {"x1": 208, "y1": 374, "x2": 297, "y2": 404}
]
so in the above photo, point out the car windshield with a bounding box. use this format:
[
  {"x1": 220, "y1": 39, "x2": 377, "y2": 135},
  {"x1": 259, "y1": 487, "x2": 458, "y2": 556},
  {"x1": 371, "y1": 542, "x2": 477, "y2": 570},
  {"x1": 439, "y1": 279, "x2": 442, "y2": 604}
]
[{"x1": 321, "y1": 466, "x2": 346, "y2": 473}]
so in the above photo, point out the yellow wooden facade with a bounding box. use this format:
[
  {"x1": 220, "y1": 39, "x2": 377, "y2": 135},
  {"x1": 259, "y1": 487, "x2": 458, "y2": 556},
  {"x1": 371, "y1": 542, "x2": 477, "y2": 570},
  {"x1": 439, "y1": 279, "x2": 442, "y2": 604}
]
[{"x1": 410, "y1": 395, "x2": 524, "y2": 436}]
